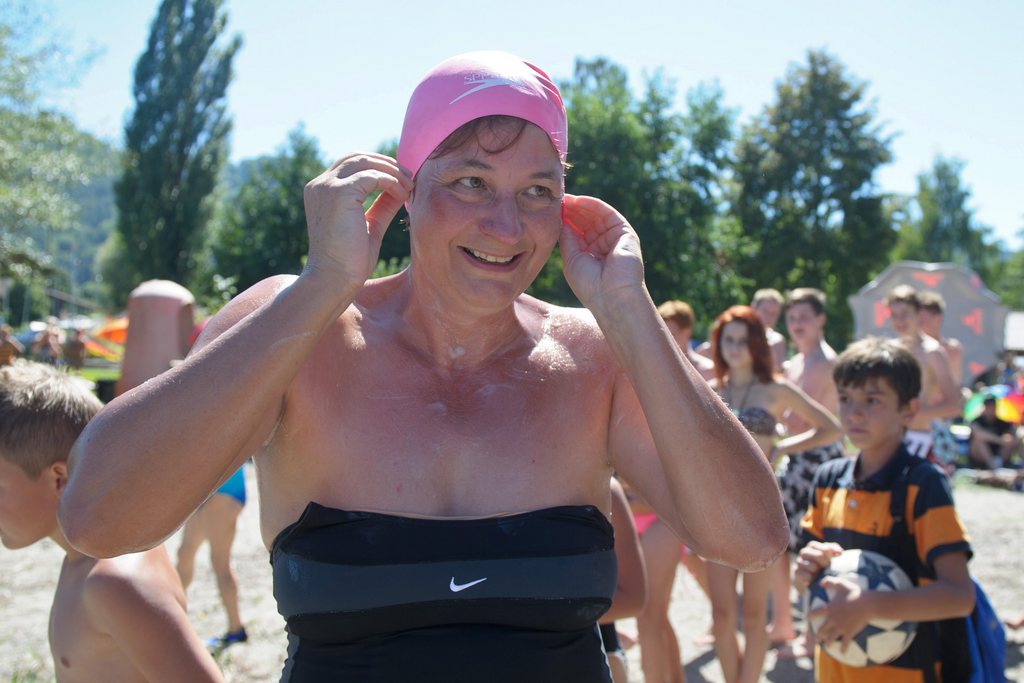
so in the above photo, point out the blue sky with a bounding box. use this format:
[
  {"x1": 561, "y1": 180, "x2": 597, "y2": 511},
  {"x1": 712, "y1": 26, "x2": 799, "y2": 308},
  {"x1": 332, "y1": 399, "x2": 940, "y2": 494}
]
[{"x1": 40, "y1": 0, "x2": 1024, "y2": 247}]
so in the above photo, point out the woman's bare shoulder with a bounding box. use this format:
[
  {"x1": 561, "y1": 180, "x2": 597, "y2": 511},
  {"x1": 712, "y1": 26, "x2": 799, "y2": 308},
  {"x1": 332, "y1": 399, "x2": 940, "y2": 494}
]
[
  {"x1": 192, "y1": 275, "x2": 299, "y2": 351},
  {"x1": 526, "y1": 298, "x2": 610, "y2": 349}
]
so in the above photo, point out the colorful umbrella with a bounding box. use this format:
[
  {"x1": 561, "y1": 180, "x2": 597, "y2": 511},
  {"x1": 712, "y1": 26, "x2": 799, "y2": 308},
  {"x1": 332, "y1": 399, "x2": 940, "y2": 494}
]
[
  {"x1": 964, "y1": 391, "x2": 1022, "y2": 423},
  {"x1": 1003, "y1": 391, "x2": 1024, "y2": 413}
]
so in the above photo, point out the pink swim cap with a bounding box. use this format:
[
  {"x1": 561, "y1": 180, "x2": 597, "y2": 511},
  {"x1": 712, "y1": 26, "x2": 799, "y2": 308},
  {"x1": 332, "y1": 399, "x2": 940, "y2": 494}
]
[{"x1": 397, "y1": 51, "x2": 568, "y2": 178}]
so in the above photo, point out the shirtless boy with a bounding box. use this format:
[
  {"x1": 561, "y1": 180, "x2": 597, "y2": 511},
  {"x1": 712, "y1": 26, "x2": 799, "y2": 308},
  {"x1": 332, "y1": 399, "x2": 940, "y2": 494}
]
[
  {"x1": 769, "y1": 288, "x2": 845, "y2": 651},
  {"x1": 0, "y1": 361, "x2": 221, "y2": 683},
  {"x1": 752, "y1": 288, "x2": 788, "y2": 372},
  {"x1": 658, "y1": 299, "x2": 715, "y2": 381},
  {"x1": 916, "y1": 290, "x2": 969, "y2": 465},
  {"x1": 917, "y1": 291, "x2": 965, "y2": 387},
  {"x1": 885, "y1": 285, "x2": 963, "y2": 459}
]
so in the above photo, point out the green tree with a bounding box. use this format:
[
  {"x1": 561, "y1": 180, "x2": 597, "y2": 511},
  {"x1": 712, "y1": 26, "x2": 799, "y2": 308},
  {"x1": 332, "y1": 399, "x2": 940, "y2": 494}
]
[
  {"x1": 0, "y1": 6, "x2": 115, "y2": 321},
  {"x1": 373, "y1": 138, "x2": 411, "y2": 267},
  {"x1": 106, "y1": 0, "x2": 241, "y2": 305},
  {"x1": 732, "y1": 49, "x2": 894, "y2": 345},
  {"x1": 0, "y1": 16, "x2": 85, "y2": 279},
  {"x1": 534, "y1": 57, "x2": 744, "y2": 328},
  {"x1": 892, "y1": 156, "x2": 1000, "y2": 282},
  {"x1": 994, "y1": 231, "x2": 1024, "y2": 310},
  {"x1": 205, "y1": 127, "x2": 326, "y2": 295}
]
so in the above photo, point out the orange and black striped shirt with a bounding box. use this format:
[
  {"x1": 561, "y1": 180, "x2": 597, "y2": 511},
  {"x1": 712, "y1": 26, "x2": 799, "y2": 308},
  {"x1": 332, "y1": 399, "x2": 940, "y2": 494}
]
[{"x1": 800, "y1": 445, "x2": 972, "y2": 682}]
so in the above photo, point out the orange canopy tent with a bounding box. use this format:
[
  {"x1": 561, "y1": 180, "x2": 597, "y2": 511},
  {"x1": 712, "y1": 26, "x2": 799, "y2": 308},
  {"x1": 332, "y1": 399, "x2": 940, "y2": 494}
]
[{"x1": 92, "y1": 317, "x2": 129, "y2": 345}]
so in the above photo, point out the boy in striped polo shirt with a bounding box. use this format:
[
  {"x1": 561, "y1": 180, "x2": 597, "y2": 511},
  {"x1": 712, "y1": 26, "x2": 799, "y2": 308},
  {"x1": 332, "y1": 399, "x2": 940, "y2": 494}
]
[{"x1": 794, "y1": 337, "x2": 974, "y2": 682}]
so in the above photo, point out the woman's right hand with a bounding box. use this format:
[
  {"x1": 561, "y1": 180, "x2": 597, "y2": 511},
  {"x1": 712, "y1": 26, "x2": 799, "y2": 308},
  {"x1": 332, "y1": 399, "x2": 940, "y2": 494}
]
[{"x1": 302, "y1": 153, "x2": 413, "y2": 290}]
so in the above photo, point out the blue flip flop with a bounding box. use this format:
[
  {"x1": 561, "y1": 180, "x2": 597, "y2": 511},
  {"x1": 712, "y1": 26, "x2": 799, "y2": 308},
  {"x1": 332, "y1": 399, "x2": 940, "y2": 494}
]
[{"x1": 206, "y1": 627, "x2": 248, "y2": 651}]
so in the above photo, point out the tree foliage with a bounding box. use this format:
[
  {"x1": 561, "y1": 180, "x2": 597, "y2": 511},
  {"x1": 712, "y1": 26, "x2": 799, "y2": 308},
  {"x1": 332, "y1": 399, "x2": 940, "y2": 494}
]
[
  {"x1": 204, "y1": 127, "x2": 326, "y2": 295},
  {"x1": 892, "y1": 155, "x2": 1001, "y2": 282},
  {"x1": 993, "y1": 229, "x2": 1024, "y2": 310},
  {"x1": 733, "y1": 49, "x2": 894, "y2": 344},
  {"x1": 0, "y1": 16, "x2": 88, "y2": 279},
  {"x1": 107, "y1": 0, "x2": 240, "y2": 306},
  {"x1": 530, "y1": 58, "x2": 745, "y2": 330}
]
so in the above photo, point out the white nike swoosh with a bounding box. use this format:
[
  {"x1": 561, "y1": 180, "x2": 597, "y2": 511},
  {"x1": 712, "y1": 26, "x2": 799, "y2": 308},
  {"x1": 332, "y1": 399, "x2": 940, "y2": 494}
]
[{"x1": 449, "y1": 576, "x2": 487, "y2": 592}]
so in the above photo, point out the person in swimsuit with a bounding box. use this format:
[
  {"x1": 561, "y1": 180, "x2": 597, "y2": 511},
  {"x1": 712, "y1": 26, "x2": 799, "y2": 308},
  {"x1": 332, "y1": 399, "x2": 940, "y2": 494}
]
[
  {"x1": 624, "y1": 483, "x2": 686, "y2": 683},
  {"x1": 59, "y1": 52, "x2": 788, "y2": 682},
  {"x1": 176, "y1": 464, "x2": 249, "y2": 651},
  {"x1": 600, "y1": 477, "x2": 647, "y2": 683},
  {"x1": 707, "y1": 305, "x2": 840, "y2": 683}
]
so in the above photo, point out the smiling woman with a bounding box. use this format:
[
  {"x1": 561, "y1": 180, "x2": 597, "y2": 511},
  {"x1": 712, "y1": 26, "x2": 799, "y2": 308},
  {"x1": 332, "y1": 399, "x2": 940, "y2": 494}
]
[{"x1": 59, "y1": 51, "x2": 788, "y2": 682}]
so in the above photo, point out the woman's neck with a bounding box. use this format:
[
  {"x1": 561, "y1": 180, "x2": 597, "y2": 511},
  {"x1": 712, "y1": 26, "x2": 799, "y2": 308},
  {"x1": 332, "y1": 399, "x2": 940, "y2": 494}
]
[{"x1": 727, "y1": 367, "x2": 756, "y2": 386}]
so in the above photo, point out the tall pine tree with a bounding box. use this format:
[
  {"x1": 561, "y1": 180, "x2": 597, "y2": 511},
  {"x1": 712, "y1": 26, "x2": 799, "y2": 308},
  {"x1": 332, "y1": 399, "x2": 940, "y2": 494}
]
[{"x1": 107, "y1": 0, "x2": 240, "y2": 304}]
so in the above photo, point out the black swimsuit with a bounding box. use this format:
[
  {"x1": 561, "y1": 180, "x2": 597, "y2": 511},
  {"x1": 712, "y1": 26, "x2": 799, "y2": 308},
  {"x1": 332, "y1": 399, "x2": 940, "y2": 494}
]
[{"x1": 271, "y1": 503, "x2": 617, "y2": 682}]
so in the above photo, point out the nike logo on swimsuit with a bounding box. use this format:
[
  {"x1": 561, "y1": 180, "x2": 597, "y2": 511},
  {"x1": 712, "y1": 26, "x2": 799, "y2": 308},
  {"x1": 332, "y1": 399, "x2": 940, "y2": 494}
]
[{"x1": 449, "y1": 576, "x2": 487, "y2": 592}]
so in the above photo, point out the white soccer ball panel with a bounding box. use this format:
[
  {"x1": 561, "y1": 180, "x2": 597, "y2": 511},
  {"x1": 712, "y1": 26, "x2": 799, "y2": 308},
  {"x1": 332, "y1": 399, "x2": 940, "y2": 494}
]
[
  {"x1": 868, "y1": 616, "x2": 901, "y2": 630},
  {"x1": 865, "y1": 630, "x2": 912, "y2": 663}
]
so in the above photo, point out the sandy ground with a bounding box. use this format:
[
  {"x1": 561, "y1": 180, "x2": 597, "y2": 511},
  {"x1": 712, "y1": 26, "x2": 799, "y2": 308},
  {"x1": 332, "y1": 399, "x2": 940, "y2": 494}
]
[{"x1": 2, "y1": 470, "x2": 1022, "y2": 682}]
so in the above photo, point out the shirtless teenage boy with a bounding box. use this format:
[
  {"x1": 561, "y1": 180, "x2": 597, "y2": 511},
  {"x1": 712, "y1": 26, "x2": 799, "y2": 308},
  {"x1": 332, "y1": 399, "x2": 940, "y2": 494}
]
[
  {"x1": 769, "y1": 288, "x2": 844, "y2": 652},
  {"x1": 752, "y1": 288, "x2": 788, "y2": 373},
  {"x1": 916, "y1": 290, "x2": 969, "y2": 465},
  {"x1": 885, "y1": 285, "x2": 963, "y2": 459},
  {"x1": 658, "y1": 299, "x2": 715, "y2": 381},
  {"x1": 0, "y1": 361, "x2": 221, "y2": 683},
  {"x1": 917, "y1": 290, "x2": 965, "y2": 387}
]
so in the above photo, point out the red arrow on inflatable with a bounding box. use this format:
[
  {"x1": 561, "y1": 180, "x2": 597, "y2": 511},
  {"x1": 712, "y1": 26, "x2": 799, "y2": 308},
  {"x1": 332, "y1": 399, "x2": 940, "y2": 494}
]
[{"x1": 961, "y1": 308, "x2": 983, "y2": 336}]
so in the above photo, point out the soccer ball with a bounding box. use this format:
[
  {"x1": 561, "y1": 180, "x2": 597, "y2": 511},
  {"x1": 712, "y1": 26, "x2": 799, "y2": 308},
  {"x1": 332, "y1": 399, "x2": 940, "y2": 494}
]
[{"x1": 805, "y1": 549, "x2": 917, "y2": 667}]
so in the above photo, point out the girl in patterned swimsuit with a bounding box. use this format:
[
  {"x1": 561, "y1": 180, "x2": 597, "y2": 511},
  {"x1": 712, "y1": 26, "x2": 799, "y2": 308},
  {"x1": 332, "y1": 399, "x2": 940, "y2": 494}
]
[{"x1": 707, "y1": 305, "x2": 840, "y2": 683}]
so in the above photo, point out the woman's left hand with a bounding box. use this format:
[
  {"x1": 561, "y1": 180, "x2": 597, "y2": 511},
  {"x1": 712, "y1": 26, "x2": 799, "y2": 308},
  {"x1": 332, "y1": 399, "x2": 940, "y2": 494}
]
[{"x1": 559, "y1": 194, "x2": 645, "y2": 313}]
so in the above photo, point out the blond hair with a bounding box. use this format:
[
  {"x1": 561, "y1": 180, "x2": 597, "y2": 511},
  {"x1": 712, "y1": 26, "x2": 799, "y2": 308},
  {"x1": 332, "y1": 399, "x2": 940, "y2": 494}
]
[
  {"x1": 885, "y1": 284, "x2": 921, "y2": 310},
  {"x1": 751, "y1": 288, "x2": 784, "y2": 307},
  {"x1": 917, "y1": 290, "x2": 945, "y2": 315},
  {"x1": 0, "y1": 361, "x2": 102, "y2": 477}
]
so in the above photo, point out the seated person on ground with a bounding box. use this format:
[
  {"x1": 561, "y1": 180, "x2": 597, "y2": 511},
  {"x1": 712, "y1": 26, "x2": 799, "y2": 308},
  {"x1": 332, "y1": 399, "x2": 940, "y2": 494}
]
[{"x1": 969, "y1": 395, "x2": 1021, "y2": 469}]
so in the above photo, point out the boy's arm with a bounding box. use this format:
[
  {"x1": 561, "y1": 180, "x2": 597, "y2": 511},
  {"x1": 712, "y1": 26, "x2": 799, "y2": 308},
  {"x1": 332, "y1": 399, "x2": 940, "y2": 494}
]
[
  {"x1": 918, "y1": 348, "x2": 963, "y2": 422},
  {"x1": 84, "y1": 569, "x2": 223, "y2": 682},
  {"x1": 810, "y1": 550, "x2": 974, "y2": 647}
]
